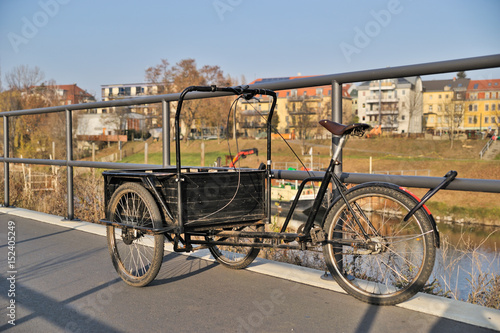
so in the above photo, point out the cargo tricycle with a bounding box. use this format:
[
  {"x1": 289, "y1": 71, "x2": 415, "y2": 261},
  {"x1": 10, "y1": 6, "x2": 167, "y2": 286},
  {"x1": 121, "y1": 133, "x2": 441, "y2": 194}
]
[{"x1": 96, "y1": 85, "x2": 456, "y2": 305}]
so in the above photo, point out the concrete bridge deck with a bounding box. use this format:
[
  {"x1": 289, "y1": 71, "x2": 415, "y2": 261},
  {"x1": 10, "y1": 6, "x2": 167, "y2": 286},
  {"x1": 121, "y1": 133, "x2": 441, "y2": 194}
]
[{"x1": 1, "y1": 207, "x2": 499, "y2": 332}]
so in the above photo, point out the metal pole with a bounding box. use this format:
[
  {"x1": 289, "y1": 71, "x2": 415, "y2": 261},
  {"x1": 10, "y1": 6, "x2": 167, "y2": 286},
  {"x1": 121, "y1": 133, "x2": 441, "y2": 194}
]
[
  {"x1": 66, "y1": 109, "x2": 74, "y2": 220},
  {"x1": 162, "y1": 100, "x2": 170, "y2": 167},
  {"x1": 3, "y1": 116, "x2": 9, "y2": 207},
  {"x1": 332, "y1": 81, "x2": 343, "y2": 175},
  {"x1": 378, "y1": 80, "x2": 382, "y2": 127}
]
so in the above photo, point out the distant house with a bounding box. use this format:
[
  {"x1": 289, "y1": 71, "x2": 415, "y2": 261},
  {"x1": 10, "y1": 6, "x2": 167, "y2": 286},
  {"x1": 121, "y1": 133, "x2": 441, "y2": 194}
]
[
  {"x1": 100, "y1": 83, "x2": 161, "y2": 128},
  {"x1": 464, "y1": 79, "x2": 500, "y2": 132},
  {"x1": 238, "y1": 76, "x2": 352, "y2": 139},
  {"x1": 357, "y1": 77, "x2": 423, "y2": 134},
  {"x1": 54, "y1": 84, "x2": 96, "y2": 105},
  {"x1": 421, "y1": 78, "x2": 470, "y2": 134}
]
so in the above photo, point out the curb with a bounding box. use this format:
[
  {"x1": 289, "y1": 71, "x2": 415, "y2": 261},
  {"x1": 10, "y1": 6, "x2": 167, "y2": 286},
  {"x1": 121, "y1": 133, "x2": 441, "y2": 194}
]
[{"x1": 2, "y1": 207, "x2": 499, "y2": 331}]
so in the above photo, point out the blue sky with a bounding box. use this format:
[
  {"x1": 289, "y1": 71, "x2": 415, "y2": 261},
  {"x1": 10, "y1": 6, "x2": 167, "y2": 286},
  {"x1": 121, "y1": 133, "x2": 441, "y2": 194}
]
[{"x1": 1, "y1": 0, "x2": 499, "y2": 98}]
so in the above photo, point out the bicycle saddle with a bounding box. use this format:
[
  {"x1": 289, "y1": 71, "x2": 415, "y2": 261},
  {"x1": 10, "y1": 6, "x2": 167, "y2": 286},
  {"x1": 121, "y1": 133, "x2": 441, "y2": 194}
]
[{"x1": 319, "y1": 120, "x2": 370, "y2": 136}]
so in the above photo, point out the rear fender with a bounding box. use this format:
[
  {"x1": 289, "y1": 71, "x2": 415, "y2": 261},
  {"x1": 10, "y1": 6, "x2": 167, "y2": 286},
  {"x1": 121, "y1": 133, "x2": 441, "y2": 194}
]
[{"x1": 324, "y1": 182, "x2": 440, "y2": 248}]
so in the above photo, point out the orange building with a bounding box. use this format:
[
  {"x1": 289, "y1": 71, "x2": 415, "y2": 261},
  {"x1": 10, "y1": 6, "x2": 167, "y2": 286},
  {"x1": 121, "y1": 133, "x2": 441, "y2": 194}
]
[{"x1": 238, "y1": 76, "x2": 352, "y2": 139}]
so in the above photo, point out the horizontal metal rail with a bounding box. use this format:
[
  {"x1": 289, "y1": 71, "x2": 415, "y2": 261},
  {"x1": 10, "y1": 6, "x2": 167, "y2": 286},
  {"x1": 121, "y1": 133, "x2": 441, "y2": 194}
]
[
  {"x1": 1, "y1": 53, "x2": 500, "y2": 220},
  {"x1": 2, "y1": 54, "x2": 500, "y2": 116},
  {"x1": 271, "y1": 170, "x2": 500, "y2": 194}
]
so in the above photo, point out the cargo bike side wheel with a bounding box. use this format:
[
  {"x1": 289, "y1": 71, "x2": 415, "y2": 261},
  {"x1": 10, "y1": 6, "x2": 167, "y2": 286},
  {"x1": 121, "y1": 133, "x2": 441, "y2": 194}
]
[
  {"x1": 106, "y1": 182, "x2": 164, "y2": 287},
  {"x1": 206, "y1": 224, "x2": 263, "y2": 269},
  {"x1": 322, "y1": 186, "x2": 436, "y2": 305}
]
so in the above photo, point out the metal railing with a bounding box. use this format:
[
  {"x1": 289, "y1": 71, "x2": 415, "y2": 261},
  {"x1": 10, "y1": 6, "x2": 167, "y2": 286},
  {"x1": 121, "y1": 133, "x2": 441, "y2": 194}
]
[
  {"x1": 479, "y1": 137, "x2": 495, "y2": 159},
  {"x1": 2, "y1": 54, "x2": 500, "y2": 220}
]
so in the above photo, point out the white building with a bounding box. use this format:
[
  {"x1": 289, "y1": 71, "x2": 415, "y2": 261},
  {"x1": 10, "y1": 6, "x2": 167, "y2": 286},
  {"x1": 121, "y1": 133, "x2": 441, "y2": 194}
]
[
  {"x1": 99, "y1": 83, "x2": 161, "y2": 128},
  {"x1": 357, "y1": 77, "x2": 423, "y2": 134}
]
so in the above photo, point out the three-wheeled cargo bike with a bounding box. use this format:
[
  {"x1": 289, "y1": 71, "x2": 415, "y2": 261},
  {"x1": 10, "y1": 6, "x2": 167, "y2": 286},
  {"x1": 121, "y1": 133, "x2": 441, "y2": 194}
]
[{"x1": 95, "y1": 85, "x2": 457, "y2": 305}]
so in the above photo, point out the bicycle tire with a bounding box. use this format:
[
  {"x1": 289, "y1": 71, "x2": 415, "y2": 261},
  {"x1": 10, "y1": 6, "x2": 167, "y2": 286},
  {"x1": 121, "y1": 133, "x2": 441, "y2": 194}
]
[
  {"x1": 207, "y1": 224, "x2": 263, "y2": 269},
  {"x1": 322, "y1": 185, "x2": 436, "y2": 305},
  {"x1": 106, "y1": 182, "x2": 164, "y2": 287}
]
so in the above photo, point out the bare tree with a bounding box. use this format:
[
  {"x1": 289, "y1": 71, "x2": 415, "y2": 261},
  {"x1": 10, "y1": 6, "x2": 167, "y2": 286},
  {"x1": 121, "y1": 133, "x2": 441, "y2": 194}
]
[
  {"x1": 405, "y1": 90, "x2": 423, "y2": 136},
  {"x1": 6, "y1": 65, "x2": 45, "y2": 91},
  {"x1": 441, "y1": 98, "x2": 466, "y2": 149},
  {"x1": 145, "y1": 58, "x2": 232, "y2": 141}
]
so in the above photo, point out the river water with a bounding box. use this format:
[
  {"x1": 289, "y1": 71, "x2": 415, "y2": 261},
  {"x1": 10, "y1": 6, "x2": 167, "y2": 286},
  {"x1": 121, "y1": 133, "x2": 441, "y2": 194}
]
[{"x1": 433, "y1": 222, "x2": 499, "y2": 301}]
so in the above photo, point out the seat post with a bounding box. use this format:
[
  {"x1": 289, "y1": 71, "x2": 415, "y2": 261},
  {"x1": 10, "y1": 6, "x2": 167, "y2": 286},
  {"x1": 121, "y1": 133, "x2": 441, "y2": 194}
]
[{"x1": 332, "y1": 135, "x2": 346, "y2": 163}]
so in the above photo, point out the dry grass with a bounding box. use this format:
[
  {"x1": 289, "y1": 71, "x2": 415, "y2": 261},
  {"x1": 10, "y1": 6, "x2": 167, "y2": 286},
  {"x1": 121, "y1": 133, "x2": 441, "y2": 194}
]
[{"x1": 428, "y1": 229, "x2": 500, "y2": 309}]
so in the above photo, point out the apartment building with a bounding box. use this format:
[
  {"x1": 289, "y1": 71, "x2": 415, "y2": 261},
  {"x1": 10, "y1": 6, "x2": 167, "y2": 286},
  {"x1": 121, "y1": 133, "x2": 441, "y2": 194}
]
[
  {"x1": 238, "y1": 77, "x2": 352, "y2": 139},
  {"x1": 421, "y1": 78, "x2": 469, "y2": 134},
  {"x1": 100, "y1": 83, "x2": 162, "y2": 130},
  {"x1": 357, "y1": 77, "x2": 423, "y2": 134},
  {"x1": 464, "y1": 79, "x2": 500, "y2": 133}
]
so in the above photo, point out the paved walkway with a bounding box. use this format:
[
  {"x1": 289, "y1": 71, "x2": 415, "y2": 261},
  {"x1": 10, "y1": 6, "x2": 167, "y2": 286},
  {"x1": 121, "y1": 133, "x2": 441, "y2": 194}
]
[{"x1": 1, "y1": 207, "x2": 499, "y2": 332}]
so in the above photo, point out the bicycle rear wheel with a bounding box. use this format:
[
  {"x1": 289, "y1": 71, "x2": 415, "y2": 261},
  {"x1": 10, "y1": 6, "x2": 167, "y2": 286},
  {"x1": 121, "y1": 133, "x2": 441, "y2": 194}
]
[
  {"x1": 323, "y1": 185, "x2": 436, "y2": 305},
  {"x1": 207, "y1": 224, "x2": 263, "y2": 269}
]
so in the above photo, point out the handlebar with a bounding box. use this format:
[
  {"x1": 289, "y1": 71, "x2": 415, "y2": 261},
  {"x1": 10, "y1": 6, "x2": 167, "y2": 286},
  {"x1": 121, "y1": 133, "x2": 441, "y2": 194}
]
[{"x1": 185, "y1": 85, "x2": 276, "y2": 99}]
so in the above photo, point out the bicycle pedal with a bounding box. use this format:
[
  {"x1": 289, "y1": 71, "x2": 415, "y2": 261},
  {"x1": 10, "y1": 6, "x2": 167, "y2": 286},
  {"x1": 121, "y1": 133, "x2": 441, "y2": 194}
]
[{"x1": 310, "y1": 227, "x2": 326, "y2": 244}]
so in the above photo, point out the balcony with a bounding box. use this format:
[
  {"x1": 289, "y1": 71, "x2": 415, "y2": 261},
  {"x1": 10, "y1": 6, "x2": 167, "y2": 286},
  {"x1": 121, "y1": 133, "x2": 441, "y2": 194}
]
[
  {"x1": 366, "y1": 97, "x2": 399, "y2": 103},
  {"x1": 369, "y1": 82, "x2": 396, "y2": 90},
  {"x1": 365, "y1": 109, "x2": 398, "y2": 116},
  {"x1": 287, "y1": 95, "x2": 322, "y2": 102}
]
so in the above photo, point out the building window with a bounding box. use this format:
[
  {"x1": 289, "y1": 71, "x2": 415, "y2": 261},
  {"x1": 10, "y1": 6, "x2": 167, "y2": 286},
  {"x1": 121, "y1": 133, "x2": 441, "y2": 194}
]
[
  {"x1": 316, "y1": 88, "x2": 323, "y2": 96},
  {"x1": 474, "y1": 104, "x2": 478, "y2": 111},
  {"x1": 429, "y1": 105, "x2": 433, "y2": 112},
  {"x1": 402, "y1": 115, "x2": 405, "y2": 120},
  {"x1": 429, "y1": 95, "x2": 433, "y2": 100},
  {"x1": 485, "y1": 117, "x2": 489, "y2": 124},
  {"x1": 438, "y1": 94, "x2": 442, "y2": 99},
  {"x1": 473, "y1": 84, "x2": 478, "y2": 89},
  {"x1": 492, "y1": 116, "x2": 496, "y2": 123},
  {"x1": 493, "y1": 104, "x2": 497, "y2": 111},
  {"x1": 486, "y1": 92, "x2": 490, "y2": 99},
  {"x1": 485, "y1": 104, "x2": 489, "y2": 111},
  {"x1": 468, "y1": 105, "x2": 473, "y2": 111},
  {"x1": 468, "y1": 116, "x2": 473, "y2": 124}
]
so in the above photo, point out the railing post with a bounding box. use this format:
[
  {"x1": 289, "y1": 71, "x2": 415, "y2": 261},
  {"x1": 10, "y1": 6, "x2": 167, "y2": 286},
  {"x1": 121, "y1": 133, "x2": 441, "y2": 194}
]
[
  {"x1": 66, "y1": 109, "x2": 75, "y2": 220},
  {"x1": 332, "y1": 80, "x2": 343, "y2": 175},
  {"x1": 3, "y1": 116, "x2": 9, "y2": 207},
  {"x1": 162, "y1": 100, "x2": 170, "y2": 167}
]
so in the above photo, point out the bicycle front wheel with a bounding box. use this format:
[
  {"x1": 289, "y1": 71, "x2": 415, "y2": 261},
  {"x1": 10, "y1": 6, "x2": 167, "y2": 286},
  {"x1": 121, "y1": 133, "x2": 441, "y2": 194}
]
[
  {"x1": 323, "y1": 185, "x2": 436, "y2": 305},
  {"x1": 107, "y1": 182, "x2": 164, "y2": 287}
]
